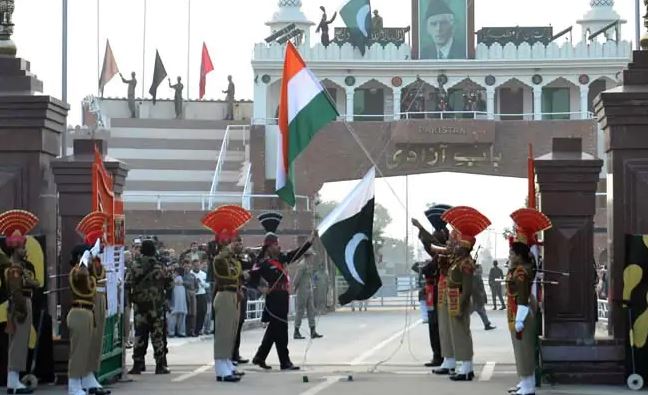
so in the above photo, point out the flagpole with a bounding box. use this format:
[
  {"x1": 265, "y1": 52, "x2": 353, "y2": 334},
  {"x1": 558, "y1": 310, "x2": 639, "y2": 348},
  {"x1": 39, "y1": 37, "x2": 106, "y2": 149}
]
[
  {"x1": 636, "y1": 0, "x2": 641, "y2": 50},
  {"x1": 186, "y1": 0, "x2": 191, "y2": 100},
  {"x1": 141, "y1": 0, "x2": 147, "y2": 98},
  {"x1": 62, "y1": 0, "x2": 68, "y2": 156},
  {"x1": 405, "y1": 175, "x2": 410, "y2": 281},
  {"x1": 96, "y1": 0, "x2": 100, "y2": 96}
]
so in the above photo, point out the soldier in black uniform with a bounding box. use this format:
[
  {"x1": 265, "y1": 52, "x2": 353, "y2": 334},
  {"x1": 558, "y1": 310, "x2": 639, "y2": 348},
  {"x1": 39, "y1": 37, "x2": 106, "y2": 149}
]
[
  {"x1": 250, "y1": 212, "x2": 313, "y2": 371},
  {"x1": 232, "y1": 249, "x2": 254, "y2": 365}
]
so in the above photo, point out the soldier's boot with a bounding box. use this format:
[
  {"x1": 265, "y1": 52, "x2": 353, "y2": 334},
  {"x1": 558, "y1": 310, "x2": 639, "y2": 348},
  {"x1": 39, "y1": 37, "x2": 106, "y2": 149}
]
[
  {"x1": 161, "y1": 355, "x2": 168, "y2": 367},
  {"x1": 128, "y1": 361, "x2": 145, "y2": 375},
  {"x1": 293, "y1": 328, "x2": 305, "y2": 340},
  {"x1": 310, "y1": 327, "x2": 323, "y2": 339},
  {"x1": 155, "y1": 363, "x2": 170, "y2": 375}
]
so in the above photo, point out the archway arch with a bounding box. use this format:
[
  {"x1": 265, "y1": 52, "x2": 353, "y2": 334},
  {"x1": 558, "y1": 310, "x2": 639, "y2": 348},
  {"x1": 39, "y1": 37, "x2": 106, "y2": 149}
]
[
  {"x1": 495, "y1": 78, "x2": 533, "y2": 120},
  {"x1": 399, "y1": 78, "x2": 439, "y2": 118},
  {"x1": 354, "y1": 79, "x2": 393, "y2": 121},
  {"x1": 445, "y1": 78, "x2": 486, "y2": 119},
  {"x1": 541, "y1": 77, "x2": 579, "y2": 120},
  {"x1": 321, "y1": 78, "x2": 346, "y2": 116}
]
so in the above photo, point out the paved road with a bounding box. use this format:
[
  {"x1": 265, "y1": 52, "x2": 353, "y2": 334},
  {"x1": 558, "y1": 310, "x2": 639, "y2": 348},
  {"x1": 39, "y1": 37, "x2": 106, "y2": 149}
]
[{"x1": 35, "y1": 309, "x2": 630, "y2": 394}]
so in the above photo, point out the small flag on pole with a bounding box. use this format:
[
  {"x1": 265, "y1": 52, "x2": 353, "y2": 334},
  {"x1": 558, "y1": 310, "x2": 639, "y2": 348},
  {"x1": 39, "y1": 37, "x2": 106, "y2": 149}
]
[
  {"x1": 199, "y1": 42, "x2": 214, "y2": 100},
  {"x1": 149, "y1": 50, "x2": 168, "y2": 105},
  {"x1": 99, "y1": 39, "x2": 119, "y2": 97},
  {"x1": 276, "y1": 42, "x2": 339, "y2": 207},
  {"x1": 340, "y1": 0, "x2": 372, "y2": 56},
  {"x1": 318, "y1": 167, "x2": 382, "y2": 305}
]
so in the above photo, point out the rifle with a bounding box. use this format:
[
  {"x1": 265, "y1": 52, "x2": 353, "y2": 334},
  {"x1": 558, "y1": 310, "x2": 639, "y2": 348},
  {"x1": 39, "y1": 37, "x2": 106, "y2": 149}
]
[{"x1": 472, "y1": 245, "x2": 481, "y2": 262}]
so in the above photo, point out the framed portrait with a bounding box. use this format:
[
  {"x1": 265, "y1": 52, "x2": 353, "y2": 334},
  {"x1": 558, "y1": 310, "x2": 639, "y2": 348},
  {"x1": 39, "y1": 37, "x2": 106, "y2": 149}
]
[{"x1": 414, "y1": 0, "x2": 472, "y2": 60}]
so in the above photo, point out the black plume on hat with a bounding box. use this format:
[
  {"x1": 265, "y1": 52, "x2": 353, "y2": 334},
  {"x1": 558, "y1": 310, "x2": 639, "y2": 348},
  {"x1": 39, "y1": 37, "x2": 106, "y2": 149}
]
[
  {"x1": 425, "y1": 0, "x2": 454, "y2": 20},
  {"x1": 70, "y1": 243, "x2": 90, "y2": 267},
  {"x1": 424, "y1": 204, "x2": 452, "y2": 231},
  {"x1": 258, "y1": 212, "x2": 283, "y2": 235}
]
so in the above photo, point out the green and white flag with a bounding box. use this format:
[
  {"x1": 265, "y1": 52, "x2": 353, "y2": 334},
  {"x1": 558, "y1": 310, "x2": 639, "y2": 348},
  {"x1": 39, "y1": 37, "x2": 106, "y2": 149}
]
[
  {"x1": 318, "y1": 167, "x2": 382, "y2": 305},
  {"x1": 340, "y1": 0, "x2": 372, "y2": 55}
]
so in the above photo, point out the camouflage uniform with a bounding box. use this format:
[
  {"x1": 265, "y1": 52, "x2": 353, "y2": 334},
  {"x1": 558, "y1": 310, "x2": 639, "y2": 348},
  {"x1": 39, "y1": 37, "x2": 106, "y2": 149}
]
[{"x1": 126, "y1": 255, "x2": 172, "y2": 369}]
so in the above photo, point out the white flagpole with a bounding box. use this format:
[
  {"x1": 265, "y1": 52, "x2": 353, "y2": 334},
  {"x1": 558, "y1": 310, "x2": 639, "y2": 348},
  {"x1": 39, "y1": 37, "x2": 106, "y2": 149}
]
[
  {"x1": 636, "y1": 0, "x2": 641, "y2": 50},
  {"x1": 62, "y1": 0, "x2": 68, "y2": 156},
  {"x1": 141, "y1": 0, "x2": 148, "y2": 98},
  {"x1": 186, "y1": 0, "x2": 191, "y2": 99},
  {"x1": 97, "y1": 0, "x2": 100, "y2": 96}
]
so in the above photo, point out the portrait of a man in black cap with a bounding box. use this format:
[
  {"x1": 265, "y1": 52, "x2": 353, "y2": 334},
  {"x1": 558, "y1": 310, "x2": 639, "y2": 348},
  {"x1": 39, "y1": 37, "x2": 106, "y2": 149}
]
[{"x1": 419, "y1": 0, "x2": 467, "y2": 60}]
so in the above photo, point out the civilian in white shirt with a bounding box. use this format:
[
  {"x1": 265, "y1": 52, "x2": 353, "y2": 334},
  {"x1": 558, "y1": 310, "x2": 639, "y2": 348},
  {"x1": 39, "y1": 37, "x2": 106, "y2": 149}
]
[{"x1": 192, "y1": 260, "x2": 209, "y2": 336}]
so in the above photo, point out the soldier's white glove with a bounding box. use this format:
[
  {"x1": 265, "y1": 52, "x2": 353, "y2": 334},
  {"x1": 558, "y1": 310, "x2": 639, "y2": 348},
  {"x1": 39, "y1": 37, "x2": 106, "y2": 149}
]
[
  {"x1": 90, "y1": 238, "x2": 101, "y2": 258},
  {"x1": 80, "y1": 250, "x2": 91, "y2": 267},
  {"x1": 515, "y1": 305, "x2": 529, "y2": 332}
]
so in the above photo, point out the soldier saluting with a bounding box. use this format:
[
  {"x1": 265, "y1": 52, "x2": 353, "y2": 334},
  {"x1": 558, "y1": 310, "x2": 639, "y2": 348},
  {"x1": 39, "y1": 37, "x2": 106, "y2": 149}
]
[
  {"x1": 75, "y1": 211, "x2": 111, "y2": 395},
  {"x1": 0, "y1": 210, "x2": 40, "y2": 395},
  {"x1": 66, "y1": 249, "x2": 97, "y2": 395},
  {"x1": 126, "y1": 240, "x2": 172, "y2": 375},
  {"x1": 506, "y1": 208, "x2": 551, "y2": 395}
]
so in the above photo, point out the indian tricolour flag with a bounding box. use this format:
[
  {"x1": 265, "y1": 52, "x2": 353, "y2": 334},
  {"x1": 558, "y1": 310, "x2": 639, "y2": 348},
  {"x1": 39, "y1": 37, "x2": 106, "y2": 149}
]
[{"x1": 276, "y1": 42, "x2": 339, "y2": 206}]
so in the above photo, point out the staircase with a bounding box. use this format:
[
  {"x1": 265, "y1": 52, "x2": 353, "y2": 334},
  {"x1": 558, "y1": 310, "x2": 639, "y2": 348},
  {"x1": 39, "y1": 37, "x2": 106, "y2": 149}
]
[{"x1": 70, "y1": 118, "x2": 250, "y2": 211}]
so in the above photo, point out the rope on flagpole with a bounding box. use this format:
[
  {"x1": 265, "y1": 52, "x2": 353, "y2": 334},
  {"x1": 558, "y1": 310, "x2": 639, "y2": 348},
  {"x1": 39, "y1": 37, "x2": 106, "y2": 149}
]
[{"x1": 342, "y1": 122, "x2": 406, "y2": 211}]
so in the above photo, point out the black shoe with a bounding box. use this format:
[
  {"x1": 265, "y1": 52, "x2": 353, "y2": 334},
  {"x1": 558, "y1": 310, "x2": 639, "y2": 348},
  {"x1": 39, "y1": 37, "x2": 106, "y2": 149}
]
[
  {"x1": 128, "y1": 362, "x2": 145, "y2": 375},
  {"x1": 252, "y1": 358, "x2": 272, "y2": 370},
  {"x1": 155, "y1": 364, "x2": 170, "y2": 374},
  {"x1": 432, "y1": 368, "x2": 454, "y2": 375},
  {"x1": 449, "y1": 372, "x2": 474, "y2": 381},
  {"x1": 232, "y1": 360, "x2": 239, "y2": 366},
  {"x1": 492, "y1": 307, "x2": 497, "y2": 310},
  {"x1": 236, "y1": 358, "x2": 249, "y2": 364},
  {"x1": 216, "y1": 375, "x2": 241, "y2": 383},
  {"x1": 508, "y1": 386, "x2": 520, "y2": 394},
  {"x1": 233, "y1": 370, "x2": 245, "y2": 377},
  {"x1": 280, "y1": 363, "x2": 300, "y2": 371},
  {"x1": 425, "y1": 358, "x2": 444, "y2": 367},
  {"x1": 500, "y1": 306, "x2": 506, "y2": 310},
  {"x1": 294, "y1": 329, "x2": 305, "y2": 340},
  {"x1": 7, "y1": 389, "x2": 34, "y2": 395},
  {"x1": 485, "y1": 324, "x2": 496, "y2": 331},
  {"x1": 310, "y1": 329, "x2": 323, "y2": 339},
  {"x1": 88, "y1": 388, "x2": 112, "y2": 395}
]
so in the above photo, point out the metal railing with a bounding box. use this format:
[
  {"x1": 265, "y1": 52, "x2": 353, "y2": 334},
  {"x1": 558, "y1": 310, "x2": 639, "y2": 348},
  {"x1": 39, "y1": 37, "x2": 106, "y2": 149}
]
[
  {"x1": 253, "y1": 111, "x2": 594, "y2": 125},
  {"x1": 241, "y1": 163, "x2": 253, "y2": 210},
  {"x1": 245, "y1": 295, "x2": 297, "y2": 323},
  {"x1": 209, "y1": 125, "x2": 250, "y2": 209},
  {"x1": 122, "y1": 192, "x2": 310, "y2": 211}
]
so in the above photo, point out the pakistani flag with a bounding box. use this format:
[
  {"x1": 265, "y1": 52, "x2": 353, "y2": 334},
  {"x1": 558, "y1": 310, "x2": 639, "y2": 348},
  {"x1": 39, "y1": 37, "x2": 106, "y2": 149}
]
[
  {"x1": 318, "y1": 167, "x2": 381, "y2": 305},
  {"x1": 340, "y1": 0, "x2": 372, "y2": 56}
]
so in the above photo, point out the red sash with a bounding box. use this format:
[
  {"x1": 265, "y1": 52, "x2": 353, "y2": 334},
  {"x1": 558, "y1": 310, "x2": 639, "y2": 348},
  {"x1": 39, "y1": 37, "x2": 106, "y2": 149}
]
[{"x1": 267, "y1": 259, "x2": 290, "y2": 291}]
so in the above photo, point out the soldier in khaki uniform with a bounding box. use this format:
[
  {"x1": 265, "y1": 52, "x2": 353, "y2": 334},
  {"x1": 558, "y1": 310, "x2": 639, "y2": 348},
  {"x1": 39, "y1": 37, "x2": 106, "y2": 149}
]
[
  {"x1": 200, "y1": 206, "x2": 252, "y2": 382},
  {"x1": 443, "y1": 206, "x2": 491, "y2": 382},
  {"x1": 67, "y1": 250, "x2": 97, "y2": 395},
  {"x1": 506, "y1": 208, "x2": 551, "y2": 395},
  {"x1": 0, "y1": 210, "x2": 40, "y2": 395},
  {"x1": 75, "y1": 211, "x2": 111, "y2": 395}
]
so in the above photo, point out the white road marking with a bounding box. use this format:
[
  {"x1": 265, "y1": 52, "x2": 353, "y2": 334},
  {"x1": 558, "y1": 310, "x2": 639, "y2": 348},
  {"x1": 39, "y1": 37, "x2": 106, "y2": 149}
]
[
  {"x1": 299, "y1": 376, "x2": 345, "y2": 395},
  {"x1": 172, "y1": 362, "x2": 214, "y2": 382},
  {"x1": 350, "y1": 319, "x2": 422, "y2": 365},
  {"x1": 478, "y1": 361, "x2": 496, "y2": 381}
]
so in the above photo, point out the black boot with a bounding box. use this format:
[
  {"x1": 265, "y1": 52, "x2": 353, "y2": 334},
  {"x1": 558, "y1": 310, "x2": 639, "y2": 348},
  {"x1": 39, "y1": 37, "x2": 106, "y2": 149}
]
[
  {"x1": 128, "y1": 361, "x2": 145, "y2": 375},
  {"x1": 155, "y1": 363, "x2": 170, "y2": 374},
  {"x1": 310, "y1": 327, "x2": 323, "y2": 339},
  {"x1": 293, "y1": 328, "x2": 305, "y2": 339}
]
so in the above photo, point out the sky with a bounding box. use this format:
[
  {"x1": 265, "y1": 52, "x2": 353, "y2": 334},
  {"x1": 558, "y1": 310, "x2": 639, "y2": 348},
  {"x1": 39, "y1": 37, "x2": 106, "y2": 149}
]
[
  {"x1": 11, "y1": 0, "x2": 636, "y2": 257},
  {"x1": 12, "y1": 0, "x2": 640, "y2": 125}
]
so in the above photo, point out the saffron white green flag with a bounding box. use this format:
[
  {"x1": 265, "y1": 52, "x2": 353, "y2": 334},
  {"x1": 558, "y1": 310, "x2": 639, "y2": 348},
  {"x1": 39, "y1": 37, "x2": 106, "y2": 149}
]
[{"x1": 276, "y1": 42, "x2": 339, "y2": 206}]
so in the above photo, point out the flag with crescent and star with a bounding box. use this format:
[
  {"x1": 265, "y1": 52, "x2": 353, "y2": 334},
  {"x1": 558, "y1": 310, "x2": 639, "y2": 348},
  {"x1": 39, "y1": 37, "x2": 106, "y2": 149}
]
[
  {"x1": 318, "y1": 167, "x2": 381, "y2": 305},
  {"x1": 340, "y1": 0, "x2": 372, "y2": 56}
]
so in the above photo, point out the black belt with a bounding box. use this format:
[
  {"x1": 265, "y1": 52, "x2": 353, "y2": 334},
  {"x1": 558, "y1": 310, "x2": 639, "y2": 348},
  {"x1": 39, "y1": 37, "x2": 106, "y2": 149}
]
[
  {"x1": 217, "y1": 287, "x2": 238, "y2": 293},
  {"x1": 71, "y1": 302, "x2": 94, "y2": 310}
]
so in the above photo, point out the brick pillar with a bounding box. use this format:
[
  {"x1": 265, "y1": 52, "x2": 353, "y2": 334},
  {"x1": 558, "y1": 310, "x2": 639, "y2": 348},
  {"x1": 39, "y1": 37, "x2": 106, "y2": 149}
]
[
  {"x1": 51, "y1": 138, "x2": 128, "y2": 337},
  {"x1": 595, "y1": 50, "x2": 648, "y2": 342}
]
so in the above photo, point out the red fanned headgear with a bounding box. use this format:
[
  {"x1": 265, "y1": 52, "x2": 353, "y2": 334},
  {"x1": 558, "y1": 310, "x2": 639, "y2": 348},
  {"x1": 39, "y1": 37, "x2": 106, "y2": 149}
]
[
  {"x1": 201, "y1": 205, "x2": 252, "y2": 244},
  {"x1": 0, "y1": 210, "x2": 39, "y2": 248},
  {"x1": 76, "y1": 211, "x2": 109, "y2": 246},
  {"x1": 441, "y1": 206, "x2": 491, "y2": 248},
  {"x1": 509, "y1": 208, "x2": 552, "y2": 247}
]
